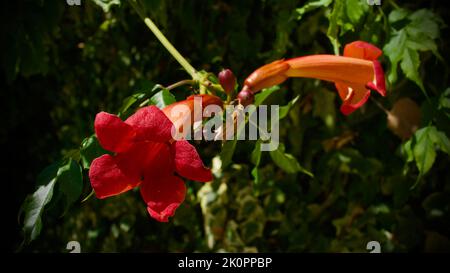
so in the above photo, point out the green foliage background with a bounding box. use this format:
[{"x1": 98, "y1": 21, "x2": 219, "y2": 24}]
[{"x1": 3, "y1": 0, "x2": 450, "y2": 252}]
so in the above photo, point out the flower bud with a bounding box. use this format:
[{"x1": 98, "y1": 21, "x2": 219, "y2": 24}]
[
  {"x1": 218, "y1": 69, "x2": 236, "y2": 95},
  {"x1": 237, "y1": 86, "x2": 254, "y2": 106}
]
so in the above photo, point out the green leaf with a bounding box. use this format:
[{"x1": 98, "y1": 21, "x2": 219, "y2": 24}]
[
  {"x1": 345, "y1": 0, "x2": 368, "y2": 25},
  {"x1": 402, "y1": 138, "x2": 414, "y2": 163},
  {"x1": 118, "y1": 93, "x2": 146, "y2": 115},
  {"x1": 428, "y1": 127, "x2": 450, "y2": 155},
  {"x1": 220, "y1": 138, "x2": 237, "y2": 169},
  {"x1": 251, "y1": 140, "x2": 262, "y2": 184},
  {"x1": 384, "y1": 9, "x2": 443, "y2": 93},
  {"x1": 57, "y1": 159, "x2": 83, "y2": 213},
  {"x1": 327, "y1": 0, "x2": 344, "y2": 55},
  {"x1": 269, "y1": 144, "x2": 313, "y2": 177},
  {"x1": 279, "y1": 95, "x2": 300, "y2": 120},
  {"x1": 438, "y1": 88, "x2": 450, "y2": 111},
  {"x1": 384, "y1": 29, "x2": 407, "y2": 83},
  {"x1": 403, "y1": 126, "x2": 449, "y2": 178},
  {"x1": 296, "y1": 0, "x2": 333, "y2": 21},
  {"x1": 400, "y1": 48, "x2": 424, "y2": 92},
  {"x1": 19, "y1": 158, "x2": 84, "y2": 246},
  {"x1": 413, "y1": 127, "x2": 436, "y2": 176},
  {"x1": 80, "y1": 135, "x2": 107, "y2": 169},
  {"x1": 19, "y1": 178, "x2": 56, "y2": 245},
  {"x1": 149, "y1": 88, "x2": 176, "y2": 109},
  {"x1": 254, "y1": 86, "x2": 280, "y2": 107},
  {"x1": 36, "y1": 161, "x2": 60, "y2": 187},
  {"x1": 251, "y1": 140, "x2": 262, "y2": 166},
  {"x1": 219, "y1": 86, "x2": 280, "y2": 169},
  {"x1": 388, "y1": 8, "x2": 409, "y2": 23}
]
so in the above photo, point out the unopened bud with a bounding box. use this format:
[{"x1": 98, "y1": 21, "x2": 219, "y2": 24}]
[
  {"x1": 237, "y1": 86, "x2": 254, "y2": 106},
  {"x1": 218, "y1": 69, "x2": 236, "y2": 95}
]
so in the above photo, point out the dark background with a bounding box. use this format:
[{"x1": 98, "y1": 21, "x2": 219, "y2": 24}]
[{"x1": 2, "y1": 0, "x2": 450, "y2": 252}]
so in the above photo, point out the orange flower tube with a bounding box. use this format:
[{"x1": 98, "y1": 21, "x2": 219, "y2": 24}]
[{"x1": 240, "y1": 41, "x2": 386, "y2": 115}]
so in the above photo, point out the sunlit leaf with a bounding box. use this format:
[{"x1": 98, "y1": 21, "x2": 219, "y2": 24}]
[
  {"x1": 296, "y1": 0, "x2": 333, "y2": 21},
  {"x1": 19, "y1": 178, "x2": 56, "y2": 245},
  {"x1": 384, "y1": 8, "x2": 443, "y2": 94},
  {"x1": 149, "y1": 88, "x2": 176, "y2": 109}
]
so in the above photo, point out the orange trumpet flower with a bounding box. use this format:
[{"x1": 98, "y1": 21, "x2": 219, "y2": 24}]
[{"x1": 241, "y1": 41, "x2": 386, "y2": 115}]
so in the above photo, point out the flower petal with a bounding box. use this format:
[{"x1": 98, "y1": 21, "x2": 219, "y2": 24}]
[
  {"x1": 367, "y1": 60, "x2": 386, "y2": 97},
  {"x1": 344, "y1": 41, "x2": 382, "y2": 60},
  {"x1": 285, "y1": 55, "x2": 374, "y2": 86},
  {"x1": 140, "y1": 174, "x2": 186, "y2": 222},
  {"x1": 94, "y1": 112, "x2": 135, "y2": 153},
  {"x1": 162, "y1": 95, "x2": 223, "y2": 140},
  {"x1": 125, "y1": 105, "x2": 173, "y2": 142},
  {"x1": 243, "y1": 59, "x2": 290, "y2": 92},
  {"x1": 335, "y1": 82, "x2": 371, "y2": 115},
  {"x1": 89, "y1": 154, "x2": 141, "y2": 199},
  {"x1": 172, "y1": 140, "x2": 213, "y2": 182}
]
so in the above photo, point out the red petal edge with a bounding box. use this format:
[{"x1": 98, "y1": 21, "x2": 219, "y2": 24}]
[
  {"x1": 340, "y1": 90, "x2": 371, "y2": 115},
  {"x1": 366, "y1": 60, "x2": 386, "y2": 97},
  {"x1": 94, "y1": 112, "x2": 134, "y2": 153},
  {"x1": 172, "y1": 140, "x2": 213, "y2": 182},
  {"x1": 125, "y1": 105, "x2": 174, "y2": 142},
  {"x1": 89, "y1": 154, "x2": 141, "y2": 199},
  {"x1": 344, "y1": 41, "x2": 382, "y2": 60},
  {"x1": 140, "y1": 175, "x2": 186, "y2": 222}
]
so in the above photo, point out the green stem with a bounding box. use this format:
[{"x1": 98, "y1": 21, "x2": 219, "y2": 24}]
[
  {"x1": 166, "y1": 79, "x2": 196, "y2": 90},
  {"x1": 130, "y1": 1, "x2": 199, "y2": 80}
]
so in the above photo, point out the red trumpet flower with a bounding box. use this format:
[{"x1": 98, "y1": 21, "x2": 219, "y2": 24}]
[
  {"x1": 240, "y1": 41, "x2": 386, "y2": 115},
  {"x1": 89, "y1": 94, "x2": 222, "y2": 222}
]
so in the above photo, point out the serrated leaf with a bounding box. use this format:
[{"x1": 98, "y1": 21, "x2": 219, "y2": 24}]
[
  {"x1": 400, "y1": 48, "x2": 425, "y2": 92},
  {"x1": 384, "y1": 8, "x2": 443, "y2": 93},
  {"x1": 388, "y1": 8, "x2": 409, "y2": 23},
  {"x1": 345, "y1": 0, "x2": 368, "y2": 25},
  {"x1": 384, "y1": 29, "x2": 407, "y2": 83},
  {"x1": 408, "y1": 9, "x2": 441, "y2": 40},
  {"x1": 413, "y1": 127, "x2": 437, "y2": 176},
  {"x1": 428, "y1": 127, "x2": 450, "y2": 155}
]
